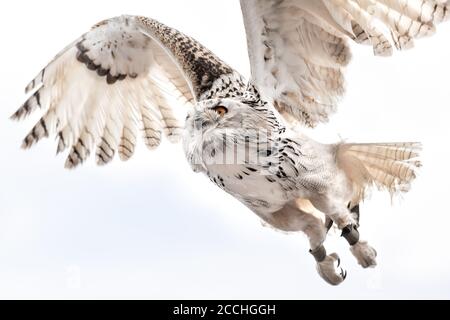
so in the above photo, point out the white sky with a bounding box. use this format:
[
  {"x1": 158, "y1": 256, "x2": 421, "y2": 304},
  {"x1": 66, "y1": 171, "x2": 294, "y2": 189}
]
[{"x1": 1, "y1": 0, "x2": 450, "y2": 299}]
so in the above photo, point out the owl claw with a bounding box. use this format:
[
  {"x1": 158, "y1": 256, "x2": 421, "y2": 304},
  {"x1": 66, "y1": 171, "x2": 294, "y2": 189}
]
[
  {"x1": 340, "y1": 268, "x2": 347, "y2": 280},
  {"x1": 316, "y1": 253, "x2": 347, "y2": 286}
]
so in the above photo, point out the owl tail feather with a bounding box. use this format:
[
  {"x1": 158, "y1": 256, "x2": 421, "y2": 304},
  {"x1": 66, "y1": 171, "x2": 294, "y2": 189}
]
[{"x1": 336, "y1": 142, "x2": 422, "y2": 204}]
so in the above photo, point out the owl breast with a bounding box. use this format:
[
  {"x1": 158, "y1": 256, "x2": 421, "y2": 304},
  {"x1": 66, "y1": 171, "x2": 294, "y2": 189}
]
[
  {"x1": 197, "y1": 130, "x2": 297, "y2": 217},
  {"x1": 204, "y1": 162, "x2": 291, "y2": 216},
  {"x1": 183, "y1": 115, "x2": 331, "y2": 218}
]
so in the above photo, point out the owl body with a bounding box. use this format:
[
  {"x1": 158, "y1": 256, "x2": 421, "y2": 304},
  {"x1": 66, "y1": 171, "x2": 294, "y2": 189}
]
[{"x1": 182, "y1": 91, "x2": 345, "y2": 220}]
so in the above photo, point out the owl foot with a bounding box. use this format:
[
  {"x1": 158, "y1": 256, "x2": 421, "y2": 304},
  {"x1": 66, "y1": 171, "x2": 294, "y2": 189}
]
[
  {"x1": 310, "y1": 246, "x2": 347, "y2": 285},
  {"x1": 316, "y1": 253, "x2": 347, "y2": 286},
  {"x1": 350, "y1": 241, "x2": 377, "y2": 268}
]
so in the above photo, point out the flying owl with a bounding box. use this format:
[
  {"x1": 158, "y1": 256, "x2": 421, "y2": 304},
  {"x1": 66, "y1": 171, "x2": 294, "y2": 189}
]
[{"x1": 11, "y1": 0, "x2": 449, "y2": 285}]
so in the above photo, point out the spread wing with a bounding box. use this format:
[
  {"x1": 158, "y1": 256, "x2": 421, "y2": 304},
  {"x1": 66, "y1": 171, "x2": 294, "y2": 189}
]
[
  {"x1": 241, "y1": 0, "x2": 449, "y2": 127},
  {"x1": 11, "y1": 15, "x2": 234, "y2": 168}
]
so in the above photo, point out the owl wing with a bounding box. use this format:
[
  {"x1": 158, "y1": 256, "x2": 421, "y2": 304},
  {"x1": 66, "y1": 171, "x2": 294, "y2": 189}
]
[
  {"x1": 241, "y1": 0, "x2": 449, "y2": 127},
  {"x1": 11, "y1": 15, "x2": 235, "y2": 168}
]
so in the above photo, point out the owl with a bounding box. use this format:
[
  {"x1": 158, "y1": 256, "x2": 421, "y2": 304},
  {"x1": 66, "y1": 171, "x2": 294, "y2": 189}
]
[{"x1": 11, "y1": 0, "x2": 449, "y2": 285}]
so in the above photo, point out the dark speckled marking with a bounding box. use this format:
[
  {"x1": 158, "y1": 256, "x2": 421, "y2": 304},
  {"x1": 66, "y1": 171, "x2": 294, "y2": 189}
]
[
  {"x1": 137, "y1": 16, "x2": 234, "y2": 98},
  {"x1": 76, "y1": 39, "x2": 130, "y2": 85},
  {"x1": 78, "y1": 16, "x2": 235, "y2": 97}
]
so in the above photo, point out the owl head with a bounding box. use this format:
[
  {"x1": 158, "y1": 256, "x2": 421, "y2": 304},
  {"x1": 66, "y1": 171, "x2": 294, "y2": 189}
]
[
  {"x1": 182, "y1": 87, "x2": 284, "y2": 172},
  {"x1": 184, "y1": 97, "x2": 275, "y2": 135}
]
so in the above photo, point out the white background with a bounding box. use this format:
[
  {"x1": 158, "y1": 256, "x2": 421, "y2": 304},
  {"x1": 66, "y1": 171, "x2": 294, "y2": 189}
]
[{"x1": 0, "y1": 0, "x2": 450, "y2": 299}]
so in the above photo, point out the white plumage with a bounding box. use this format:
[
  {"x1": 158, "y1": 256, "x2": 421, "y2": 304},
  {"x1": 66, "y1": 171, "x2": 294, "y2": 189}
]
[
  {"x1": 242, "y1": 0, "x2": 449, "y2": 126},
  {"x1": 10, "y1": 1, "x2": 449, "y2": 285}
]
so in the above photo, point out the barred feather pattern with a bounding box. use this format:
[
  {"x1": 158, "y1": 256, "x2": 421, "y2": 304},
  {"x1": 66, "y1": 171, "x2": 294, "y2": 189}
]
[
  {"x1": 11, "y1": 15, "x2": 235, "y2": 169},
  {"x1": 119, "y1": 114, "x2": 139, "y2": 162},
  {"x1": 337, "y1": 142, "x2": 422, "y2": 202},
  {"x1": 241, "y1": 0, "x2": 449, "y2": 127}
]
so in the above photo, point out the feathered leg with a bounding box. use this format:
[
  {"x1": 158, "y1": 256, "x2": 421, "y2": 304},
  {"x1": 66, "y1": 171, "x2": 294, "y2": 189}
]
[
  {"x1": 349, "y1": 203, "x2": 360, "y2": 227},
  {"x1": 265, "y1": 200, "x2": 347, "y2": 285},
  {"x1": 310, "y1": 197, "x2": 377, "y2": 269}
]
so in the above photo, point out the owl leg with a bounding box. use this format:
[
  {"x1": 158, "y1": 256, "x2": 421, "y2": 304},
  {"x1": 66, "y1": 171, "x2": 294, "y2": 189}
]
[
  {"x1": 266, "y1": 201, "x2": 347, "y2": 285},
  {"x1": 348, "y1": 203, "x2": 360, "y2": 227},
  {"x1": 310, "y1": 197, "x2": 377, "y2": 269}
]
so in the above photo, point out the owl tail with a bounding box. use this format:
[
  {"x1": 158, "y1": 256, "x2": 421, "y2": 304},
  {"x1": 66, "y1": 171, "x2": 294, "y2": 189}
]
[{"x1": 336, "y1": 142, "x2": 422, "y2": 204}]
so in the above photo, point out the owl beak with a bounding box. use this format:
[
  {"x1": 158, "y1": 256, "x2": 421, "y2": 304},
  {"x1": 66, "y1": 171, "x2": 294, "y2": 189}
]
[
  {"x1": 193, "y1": 117, "x2": 212, "y2": 131},
  {"x1": 203, "y1": 111, "x2": 218, "y2": 127}
]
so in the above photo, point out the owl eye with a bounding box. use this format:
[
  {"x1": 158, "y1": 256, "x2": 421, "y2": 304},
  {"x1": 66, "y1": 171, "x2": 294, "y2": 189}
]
[{"x1": 211, "y1": 106, "x2": 228, "y2": 117}]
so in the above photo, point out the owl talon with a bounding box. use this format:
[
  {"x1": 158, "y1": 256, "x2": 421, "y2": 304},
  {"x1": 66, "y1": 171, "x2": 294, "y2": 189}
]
[
  {"x1": 315, "y1": 253, "x2": 347, "y2": 286},
  {"x1": 340, "y1": 268, "x2": 347, "y2": 280}
]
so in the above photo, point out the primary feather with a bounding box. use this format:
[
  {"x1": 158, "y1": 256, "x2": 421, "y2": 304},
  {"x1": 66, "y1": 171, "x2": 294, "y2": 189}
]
[
  {"x1": 12, "y1": 15, "x2": 234, "y2": 169},
  {"x1": 241, "y1": 0, "x2": 449, "y2": 127}
]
